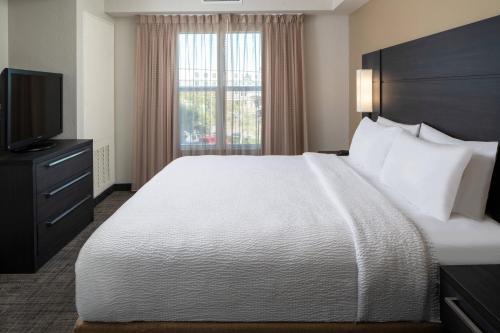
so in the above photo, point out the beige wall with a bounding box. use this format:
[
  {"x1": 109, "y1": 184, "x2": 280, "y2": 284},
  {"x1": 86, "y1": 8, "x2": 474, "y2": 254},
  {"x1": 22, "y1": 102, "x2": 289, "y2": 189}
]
[
  {"x1": 349, "y1": 0, "x2": 500, "y2": 138},
  {"x1": 0, "y1": 0, "x2": 7, "y2": 70},
  {"x1": 82, "y1": 12, "x2": 116, "y2": 195},
  {"x1": 76, "y1": 0, "x2": 113, "y2": 138},
  {"x1": 114, "y1": 14, "x2": 350, "y2": 183},
  {"x1": 114, "y1": 16, "x2": 135, "y2": 183},
  {"x1": 76, "y1": 0, "x2": 116, "y2": 195},
  {"x1": 305, "y1": 14, "x2": 350, "y2": 152},
  {"x1": 8, "y1": 0, "x2": 77, "y2": 139}
]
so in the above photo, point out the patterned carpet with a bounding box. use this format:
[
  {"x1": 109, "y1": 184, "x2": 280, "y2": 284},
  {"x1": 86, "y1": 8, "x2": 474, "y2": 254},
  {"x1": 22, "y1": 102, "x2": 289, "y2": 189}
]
[{"x1": 0, "y1": 191, "x2": 133, "y2": 333}]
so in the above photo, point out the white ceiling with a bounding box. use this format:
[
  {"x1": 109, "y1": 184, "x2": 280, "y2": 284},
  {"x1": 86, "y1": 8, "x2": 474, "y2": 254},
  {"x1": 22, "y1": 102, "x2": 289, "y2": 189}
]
[
  {"x1": 332, "y1": 0, "x2": 370, "y2": 14},
  {"x1": 104, "y1": 0, "x2": 370, "y2": 16}
]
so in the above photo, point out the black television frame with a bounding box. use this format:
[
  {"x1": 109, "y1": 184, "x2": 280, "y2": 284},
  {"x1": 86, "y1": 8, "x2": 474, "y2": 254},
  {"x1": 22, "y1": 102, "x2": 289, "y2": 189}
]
[{"x1": 1, "y1": 68, "x2": 63, "y2": 151}]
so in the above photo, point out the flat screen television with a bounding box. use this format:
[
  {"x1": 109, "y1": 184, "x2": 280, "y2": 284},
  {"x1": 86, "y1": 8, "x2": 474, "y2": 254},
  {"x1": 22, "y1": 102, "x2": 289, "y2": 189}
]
[{"x1": 1, "y1": 68, "x2": 63, "y2": 151}]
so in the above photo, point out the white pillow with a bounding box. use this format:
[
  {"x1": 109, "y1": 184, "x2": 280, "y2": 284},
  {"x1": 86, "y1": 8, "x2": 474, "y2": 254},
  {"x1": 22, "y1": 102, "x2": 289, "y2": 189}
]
[
  {"x1": 377, "y1": 116, "x2": 421, "y2": 136},
  {"x1": 419, "y1": 123, "x2": 498, "y2": 220},
  {"x1": 380, "y1": 132, "x2": 472, "y2": 221},
  {"x1": 350, "y1": 117, "x2": 403, "y2": 174}
]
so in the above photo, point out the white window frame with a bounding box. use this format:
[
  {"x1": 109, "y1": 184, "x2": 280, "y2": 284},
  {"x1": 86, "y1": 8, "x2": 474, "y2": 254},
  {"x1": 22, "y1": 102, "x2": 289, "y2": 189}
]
[{"x1": 177, "y1": 31, "x2": 262, "y2": 151}]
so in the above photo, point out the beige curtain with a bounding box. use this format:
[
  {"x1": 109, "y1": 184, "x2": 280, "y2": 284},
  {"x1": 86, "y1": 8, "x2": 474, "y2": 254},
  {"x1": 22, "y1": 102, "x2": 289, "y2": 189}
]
[
  {"x1": 133, "y1": 16, "x2": 178, "y2": 191},
  {"x1": 133, "y1": 14, "x2": 307, "y2": 190},
  {"x1": 262, "y1": 14, "x2": 307, "y2": 155}
]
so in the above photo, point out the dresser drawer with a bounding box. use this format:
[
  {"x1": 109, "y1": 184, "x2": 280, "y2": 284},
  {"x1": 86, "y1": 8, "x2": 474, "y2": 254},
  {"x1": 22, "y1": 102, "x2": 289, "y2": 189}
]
[
  {"x1": 442, "y1": 296, "x2": 482, "y2": 333},
  {"x1": 37, "y1": 195, "x2": 93, "y2": 264},
  {"x1": 37, "y1": 169, "x2": 93, "y2": 224},
  {"x1": 36, "y1": 146, "x2": 92, "y2": 192},
  {"x1": 441, "y1": 275, "x2": 495, "y2": 333}
]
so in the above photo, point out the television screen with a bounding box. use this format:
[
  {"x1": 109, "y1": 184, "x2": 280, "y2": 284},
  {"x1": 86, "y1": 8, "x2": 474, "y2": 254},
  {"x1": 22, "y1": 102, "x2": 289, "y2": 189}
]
[{"x1": 6, "y1": 70, "x2": 63, "y2": 149}]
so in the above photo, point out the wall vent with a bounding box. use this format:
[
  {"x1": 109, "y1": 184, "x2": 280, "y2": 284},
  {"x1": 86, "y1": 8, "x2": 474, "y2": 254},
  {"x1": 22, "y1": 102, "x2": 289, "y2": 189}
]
[{"x1": 93, "y1": 144, "x2": 111, "y2": 196}]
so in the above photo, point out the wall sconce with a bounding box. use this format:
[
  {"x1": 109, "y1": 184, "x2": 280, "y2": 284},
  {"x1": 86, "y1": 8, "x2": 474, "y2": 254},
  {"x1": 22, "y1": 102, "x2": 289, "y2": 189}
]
[{"x1": 356, "y1": 69, "x2": 373, "y2": 113}]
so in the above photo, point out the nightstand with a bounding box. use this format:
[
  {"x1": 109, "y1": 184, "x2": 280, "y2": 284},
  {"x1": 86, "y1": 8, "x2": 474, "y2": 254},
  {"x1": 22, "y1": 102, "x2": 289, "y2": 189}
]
[
  {"x1": 440, "y1": 265, "x2": 500, "y2": 333},
  {"x1": 317, "y1": 150, "x2": 349, "y2": 156}
]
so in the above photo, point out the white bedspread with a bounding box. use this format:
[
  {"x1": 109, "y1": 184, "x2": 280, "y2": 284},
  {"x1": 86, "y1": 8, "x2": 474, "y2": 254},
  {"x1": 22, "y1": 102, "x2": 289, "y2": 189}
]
[{"x1": 76, "y1": 154, "x2": 437, "y2": 322}]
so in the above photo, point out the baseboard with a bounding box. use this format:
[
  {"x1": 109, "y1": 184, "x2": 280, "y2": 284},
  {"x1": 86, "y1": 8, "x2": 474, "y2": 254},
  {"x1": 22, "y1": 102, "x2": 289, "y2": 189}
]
[
  {"x1": 94, "y1": 183, "x2": 132, "y2": 206},
  {"x1": 114, "y1": 183, "x2": 132, "y2": 191},
  {"x1": 93, "y1": 186, "x2": 114, "y2": 206}
]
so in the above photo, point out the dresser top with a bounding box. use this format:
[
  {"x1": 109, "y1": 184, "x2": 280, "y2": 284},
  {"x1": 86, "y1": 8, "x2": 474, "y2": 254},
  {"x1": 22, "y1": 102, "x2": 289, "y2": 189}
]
[
  {"x1": 441, "y1": 265, "x2": 500, "y2": 329},
  {"x1": 0, "y1": 139, "x2": 92, "y2": 164}
]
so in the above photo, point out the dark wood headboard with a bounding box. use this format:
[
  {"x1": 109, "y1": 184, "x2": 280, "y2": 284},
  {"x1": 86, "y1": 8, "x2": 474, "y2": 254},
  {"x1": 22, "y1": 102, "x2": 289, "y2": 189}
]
[{"x1": 362, "y1": 14, "x2": 500, "y2": 221}]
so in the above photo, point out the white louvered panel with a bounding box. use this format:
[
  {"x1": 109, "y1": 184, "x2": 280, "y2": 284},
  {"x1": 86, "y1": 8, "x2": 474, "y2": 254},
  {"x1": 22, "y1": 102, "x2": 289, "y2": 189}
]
[{"x1": 93, "y1": 144, "x2": 112, "y2": 196}]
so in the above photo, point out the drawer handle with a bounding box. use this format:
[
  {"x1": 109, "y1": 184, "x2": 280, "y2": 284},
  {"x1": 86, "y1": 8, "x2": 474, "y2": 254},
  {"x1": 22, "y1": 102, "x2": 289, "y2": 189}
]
[
  {"x1": 46, "y1": 148, "x2": 90, "y2": 167},
  {"x1": 44, "y1": 171, "x2": 92, "y2": 197},
  {"x1": 445, "y1": 297, "x2": 483, "y2": 333},
  {"x1": 46, "y1": 195, "x2": 92, "y2": 226}
]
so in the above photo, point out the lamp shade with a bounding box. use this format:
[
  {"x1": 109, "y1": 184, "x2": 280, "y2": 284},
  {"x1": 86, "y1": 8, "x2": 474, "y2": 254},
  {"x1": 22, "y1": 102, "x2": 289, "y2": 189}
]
[{"x1": 356, "y1": 69, "x2": 373, "y2": 112}]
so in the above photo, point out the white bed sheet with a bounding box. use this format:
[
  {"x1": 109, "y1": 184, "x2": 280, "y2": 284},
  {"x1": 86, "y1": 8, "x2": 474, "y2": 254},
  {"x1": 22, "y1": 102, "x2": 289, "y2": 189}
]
[{"x1": 341, "y1": 156, "x2": 500, "y2": 265}]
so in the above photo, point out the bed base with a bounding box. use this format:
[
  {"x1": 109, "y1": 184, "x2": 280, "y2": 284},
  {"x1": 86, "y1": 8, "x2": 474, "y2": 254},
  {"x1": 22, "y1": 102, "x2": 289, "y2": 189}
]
[{"x1": 74, "y1": 319, "x2": 440, "y2": 333}]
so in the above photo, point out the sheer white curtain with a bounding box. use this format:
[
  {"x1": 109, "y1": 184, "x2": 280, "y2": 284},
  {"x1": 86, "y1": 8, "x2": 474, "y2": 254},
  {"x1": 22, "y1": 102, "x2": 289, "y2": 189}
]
[{"x1": 176, "y1": 15, "x2": 263, "y2": 156}]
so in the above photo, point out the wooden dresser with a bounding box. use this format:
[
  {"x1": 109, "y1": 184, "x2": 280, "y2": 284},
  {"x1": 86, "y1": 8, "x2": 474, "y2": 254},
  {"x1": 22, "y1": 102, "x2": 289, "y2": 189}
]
[{"x1": 0, "y1": 139, "x2": 94, "y2": 273}]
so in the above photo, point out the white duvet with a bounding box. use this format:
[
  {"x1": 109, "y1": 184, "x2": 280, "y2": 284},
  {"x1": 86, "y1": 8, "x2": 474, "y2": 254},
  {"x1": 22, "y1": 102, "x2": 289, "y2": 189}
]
[{"x1": 76, "y1": 153, "x2": 437, "y2": 322}]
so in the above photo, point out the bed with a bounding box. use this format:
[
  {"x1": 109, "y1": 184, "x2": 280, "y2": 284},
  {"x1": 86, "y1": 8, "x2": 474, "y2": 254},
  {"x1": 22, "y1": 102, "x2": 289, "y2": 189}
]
[
  {"x1": 75, "y1": 153, "x2": 443, "y2": 332},
  {"x1": 74, "y1": 14, "x2": 500, "y2": 333},
  {"x1": 76, "y1": 153, "x2": 438, "y2": 320},
  {"x1": 74, "y1": 152, "x2": 500, "y2": 331}
]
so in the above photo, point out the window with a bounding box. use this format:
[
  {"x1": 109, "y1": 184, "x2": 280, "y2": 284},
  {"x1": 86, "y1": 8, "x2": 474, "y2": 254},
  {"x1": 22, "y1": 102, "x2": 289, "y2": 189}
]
[{"x1": 178, "y1": 31, "x2": 262, "y2": 150}]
